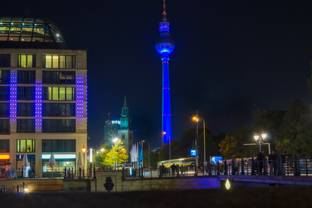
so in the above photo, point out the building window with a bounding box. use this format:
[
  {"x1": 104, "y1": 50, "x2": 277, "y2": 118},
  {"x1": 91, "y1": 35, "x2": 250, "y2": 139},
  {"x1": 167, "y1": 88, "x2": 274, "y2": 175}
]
[
  {"x1": 42, "y1": 140, "x2": 76, "y2": 152},
  {"x1": 0, "y1": 87, "x2": 9, "y2": 101},
  {"x1": 17, "y1": 103, "x2": 34, "y2": 117},
  {"x1": 0, "y1": 54, "x2": 10, "y2": 67},
  {"x1": 17, "y1": 119, "x2": 35, "y2": 133},
  {"x1": 18, "y1": 54, "x2": 35, "y2": 68},
  {"x1": 0, "y1": 120, "x2": 9, "y2": 134},
  {"x1": 0, "y1": 70, "x2": 10, "y2": 84},
  {"x1": 43, "y1": 71, "x2": 75, "y2": 84},
  {"x1": 43, "y1": 103, "x2": 75, "y2": 117},
  {"x1": 45, "y1": 55, "x2": 75, "y2": 69},
  {"x1": 16, "y1": 139, "x2": 35, "y2": 153},
  {"x1": 43, "y1": 87, "x2": 75, "y2": 101},
  {"x1": 0, "y1": 103, "x2": 9, "y2": 117},
  {"x1": 17, "y1": 87, "x2": 35, "y2": 100},
  {"x1": 0, "y1": 140, "x2": 9, "y2": 153},
  {"x1": 17, "y1": 71, "x2": 35, "y2": 84},
  {"x1": 42, "y1": 119, "x2": 76, "y2": 133}
]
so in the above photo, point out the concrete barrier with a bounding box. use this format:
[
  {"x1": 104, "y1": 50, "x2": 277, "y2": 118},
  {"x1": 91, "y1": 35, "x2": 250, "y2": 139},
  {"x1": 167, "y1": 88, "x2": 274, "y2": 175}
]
[{"x1": 91, "y1": 171, "x2": 221, "y2": 192}]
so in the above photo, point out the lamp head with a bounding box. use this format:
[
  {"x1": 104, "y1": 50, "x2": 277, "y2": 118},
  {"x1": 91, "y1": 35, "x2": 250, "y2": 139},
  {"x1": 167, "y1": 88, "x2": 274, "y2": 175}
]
[
  {"x1": 112, "y1": 137, "x2": 120, "y2": 144},
  {"x1": 261, "y1": 133, "x2": 268, "y2": 140}
]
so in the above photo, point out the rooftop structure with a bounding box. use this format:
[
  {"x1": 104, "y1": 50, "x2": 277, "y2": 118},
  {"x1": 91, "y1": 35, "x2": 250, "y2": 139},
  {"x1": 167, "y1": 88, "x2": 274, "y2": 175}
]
[{"x1": 0, "y1": 17, "x2": 64, "y2": 48}]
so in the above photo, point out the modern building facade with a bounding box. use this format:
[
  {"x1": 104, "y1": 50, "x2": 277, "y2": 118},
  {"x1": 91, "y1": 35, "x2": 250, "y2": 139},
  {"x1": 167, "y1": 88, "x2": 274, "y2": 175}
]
[
  {"x1": 103, "y1": 97, "x2": 132, "y2": 151},
  {"x1": 155, "y1": 1, "x2": 175, "y2": 151},
  {"x1": 0, "y1": 17, "x2": 87, "y2": 178}
]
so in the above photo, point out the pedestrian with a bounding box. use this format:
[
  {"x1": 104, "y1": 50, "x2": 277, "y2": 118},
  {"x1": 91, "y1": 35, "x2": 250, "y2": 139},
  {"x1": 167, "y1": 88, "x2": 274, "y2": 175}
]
[
  {"x1": 257, "y1": 151, "x2": 264, "y2": 175},
  {"x1": 171, "y1": 164, "x2": 176, "y2": 176},
  {"x1": 268, "y1": 151, "x2": 276, "y2": 176}
]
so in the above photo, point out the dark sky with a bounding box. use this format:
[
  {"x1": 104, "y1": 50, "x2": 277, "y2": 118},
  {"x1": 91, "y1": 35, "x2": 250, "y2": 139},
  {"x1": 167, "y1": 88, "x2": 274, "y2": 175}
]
[{"x1": 2, "y1": 0, "x2": 312, "y2": 147}]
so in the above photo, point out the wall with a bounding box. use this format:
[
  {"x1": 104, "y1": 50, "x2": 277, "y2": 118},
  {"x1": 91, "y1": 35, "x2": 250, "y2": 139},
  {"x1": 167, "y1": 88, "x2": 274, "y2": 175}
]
[{"x1": 91, "y1": 171, "x2": 221, "y2": 192}]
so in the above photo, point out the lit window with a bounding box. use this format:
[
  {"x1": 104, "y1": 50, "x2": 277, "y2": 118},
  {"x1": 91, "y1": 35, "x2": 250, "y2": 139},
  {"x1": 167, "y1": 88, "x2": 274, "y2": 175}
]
[
  {"x1": 16, "y1": 139, "x2": 35, "y2": 153},
  {"x1": 66, "y1": 87, "x2": 73, "y2": 101},
  {"x1": 52, "y1": 87, "x2": 59, "y2": 100},
  {"x1": 45, "y1": 55, "x2": 75, "y2": 69},
  {"x1": 27, "y1": 55, "x2": 33, "y2": 68},
  {"x1": 59, "y1": 87, "x2": 66, "y2": 100},
  {"x1": 59, "y1": 56, "x2": 65, "y2": 68},
  {"x1": 18, "y1": 54, "x2": 34, "y2": 68},
  {"x1": 45, "y1": 55, "x2": 52, "y2": 68},
  {"x1": 52, "y1": 56, "x2": 59, "y2": 68},
  {"x1": 46, "y1": 87, "x2": 75, "y2": 101}
]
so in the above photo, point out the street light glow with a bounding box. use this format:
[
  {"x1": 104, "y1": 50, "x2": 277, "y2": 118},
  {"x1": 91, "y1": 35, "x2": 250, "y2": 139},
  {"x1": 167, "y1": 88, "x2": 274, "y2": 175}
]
[
  {"x1": 261, "y1": 133, "x2": 268, "y2": 140},
  {"x1": 192, "y1": 115, "x2": 200, "y2": 123},
  {"x1": 82, "y1": 148, "x2": 86, "y2": 153},
  {"x1": 100, "y1": 148, "x2": 105, "y2": 153},
  {"x1": 112, "y1": 137, "x2": 120, "y2": 144},
  {"x1": 254, "y1": 135, "x2": 259, "y2": 141}
]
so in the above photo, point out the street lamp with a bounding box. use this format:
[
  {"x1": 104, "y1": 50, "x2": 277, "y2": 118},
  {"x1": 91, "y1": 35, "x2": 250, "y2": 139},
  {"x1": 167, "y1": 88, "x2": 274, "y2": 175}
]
[
  {"x1": 161, "y1": 131, "x2": 171, "y2": 160},
  {"x1": 253, "y1": 132, "x2": 270, "y2": 154},
  {"x1": 81, "y1": 147, "x2": 87, "y2": 178},
  {"x1": 191, "y1": 114, "x2": 207, "y2": 175},
  {"x1": 112, "y1": 137, "x2": 120, "y2": 171},
  {"x1": 112, "y1": 137, "x2": 120, "y2": 145},
  {"x1": 82, "y1": 148, "x2": 86, "y2": 153},
  {"x1": 100, "y1": 148, "x2": 105, "y2": 153}
]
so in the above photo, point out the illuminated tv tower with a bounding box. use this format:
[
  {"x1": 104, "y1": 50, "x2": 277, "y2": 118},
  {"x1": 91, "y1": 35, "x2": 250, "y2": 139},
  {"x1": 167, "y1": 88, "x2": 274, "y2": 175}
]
[{"x1": 155, "y1": 0, "x2": 175, "y2": 155}]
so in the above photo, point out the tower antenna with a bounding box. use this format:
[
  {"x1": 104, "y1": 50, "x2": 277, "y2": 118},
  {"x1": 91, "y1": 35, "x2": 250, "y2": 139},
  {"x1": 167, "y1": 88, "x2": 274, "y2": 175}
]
[{"x1": 162, "y1": 0, "x2": 168, "y2": 21}]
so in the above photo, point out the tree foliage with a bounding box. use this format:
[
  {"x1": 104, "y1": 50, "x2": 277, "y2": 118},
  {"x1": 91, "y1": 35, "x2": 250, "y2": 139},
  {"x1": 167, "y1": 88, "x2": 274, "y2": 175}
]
[
  {"x1": 219, "y1": 134, "x2": 238, "y2": 159},
  {"x1": 218, "y1": 100, "x2": 312, "y2": 158},
  {"x1": 95, "y1": 141, "x2": 128, "y2": 168}
]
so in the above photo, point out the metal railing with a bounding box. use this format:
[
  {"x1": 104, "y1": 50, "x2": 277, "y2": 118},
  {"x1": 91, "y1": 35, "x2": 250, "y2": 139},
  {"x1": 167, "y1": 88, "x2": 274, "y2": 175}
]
[{"x1": 122, "y1": 156, "x2": 312, "y2": 180}]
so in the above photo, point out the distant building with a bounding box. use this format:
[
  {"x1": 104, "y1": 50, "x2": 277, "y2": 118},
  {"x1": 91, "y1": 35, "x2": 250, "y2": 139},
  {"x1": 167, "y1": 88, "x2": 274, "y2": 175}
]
[{"x1": 103, "y1": 97, "x2": 132, "y2": 151}]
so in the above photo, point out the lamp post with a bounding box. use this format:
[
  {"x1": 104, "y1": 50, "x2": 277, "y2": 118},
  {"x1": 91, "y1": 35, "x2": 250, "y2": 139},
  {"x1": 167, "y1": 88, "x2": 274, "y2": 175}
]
[
  {"x1": 191, "y1": 114, "x2": 207, "y2": 175},
  {"x1": 82, "y1": 147, "x2": 86, "y2": 178},
  {"x1": 192, "y1": 115, "x2": 199, "y2": 175},
  {"x1": 162, "y1": 131, "x2": 171, "y2": 160},
  {"x1": 253, "y1": 132, "x2": 270, "y2": 153},
  {"x1": 112, "y1": 137, "x2": 120, "y2": 171}
]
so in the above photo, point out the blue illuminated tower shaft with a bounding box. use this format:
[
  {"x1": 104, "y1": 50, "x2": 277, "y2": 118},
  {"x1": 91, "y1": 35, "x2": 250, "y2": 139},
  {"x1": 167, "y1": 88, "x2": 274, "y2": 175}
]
[
  {"x1": 162, "y1": 56, "x2": 171, "y2": 144},
  {"x1": 155, "y1": 0, "x2": 175, "y2": 149}
]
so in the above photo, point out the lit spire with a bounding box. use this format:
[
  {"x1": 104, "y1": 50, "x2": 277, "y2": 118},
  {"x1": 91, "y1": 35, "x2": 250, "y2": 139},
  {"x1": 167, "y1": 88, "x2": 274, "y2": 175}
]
[{"x1": 162, "y1": 0, "x2": 168, "y2": 21}]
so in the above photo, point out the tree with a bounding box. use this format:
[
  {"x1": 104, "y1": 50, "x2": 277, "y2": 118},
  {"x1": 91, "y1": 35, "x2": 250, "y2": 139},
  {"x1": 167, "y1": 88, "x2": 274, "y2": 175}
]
[
  {"x1": 104, "y1": 140, "x2": 128, "y2": 167},
  {"x1": 219, "y1": 134, "x2": 239, "y2": 159},
  {"x1": 95, "y1": 145, "x2": 109, "y2": 168},
  {"x1": 276, "y1": 100, "x2": 312, "y2": 155}
]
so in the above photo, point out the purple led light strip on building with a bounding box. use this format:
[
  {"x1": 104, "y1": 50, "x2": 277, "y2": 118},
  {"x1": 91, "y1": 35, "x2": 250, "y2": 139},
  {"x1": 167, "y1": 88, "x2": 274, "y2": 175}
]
[
  {"x1": 76, "y1": 73, "x2": 84, "y2": 121},
  {"x1": 35, "y1": 80, "x2": 42, "y2": 132},
  {"x1": 9, "y1": 71, "x2": 17, "y2": 120}
]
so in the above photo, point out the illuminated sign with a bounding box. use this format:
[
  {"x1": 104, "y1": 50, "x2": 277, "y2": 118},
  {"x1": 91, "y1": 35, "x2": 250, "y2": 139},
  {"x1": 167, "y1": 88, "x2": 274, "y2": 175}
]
[
  {"x1": 112, "y1": 120, "x2": 121, "y2": 125},
  {"x1": 0, "y1": 154, "x2": 10, "y2": 160},
  {"x1": 190, "y1": 149, "x2": 197, "y2": 157},
  {"x1": 210, "y1": 156, "x2": 223, "y2": 165},
  {"x1": 41, "y1": 154, "x2": 76, "y2": 160}
]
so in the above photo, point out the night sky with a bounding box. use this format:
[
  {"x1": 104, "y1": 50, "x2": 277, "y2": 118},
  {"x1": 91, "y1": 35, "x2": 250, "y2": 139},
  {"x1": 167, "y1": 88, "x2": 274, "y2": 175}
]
[{"x1": 2, "y1": 0, "x2": 312, "y2": 147}]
